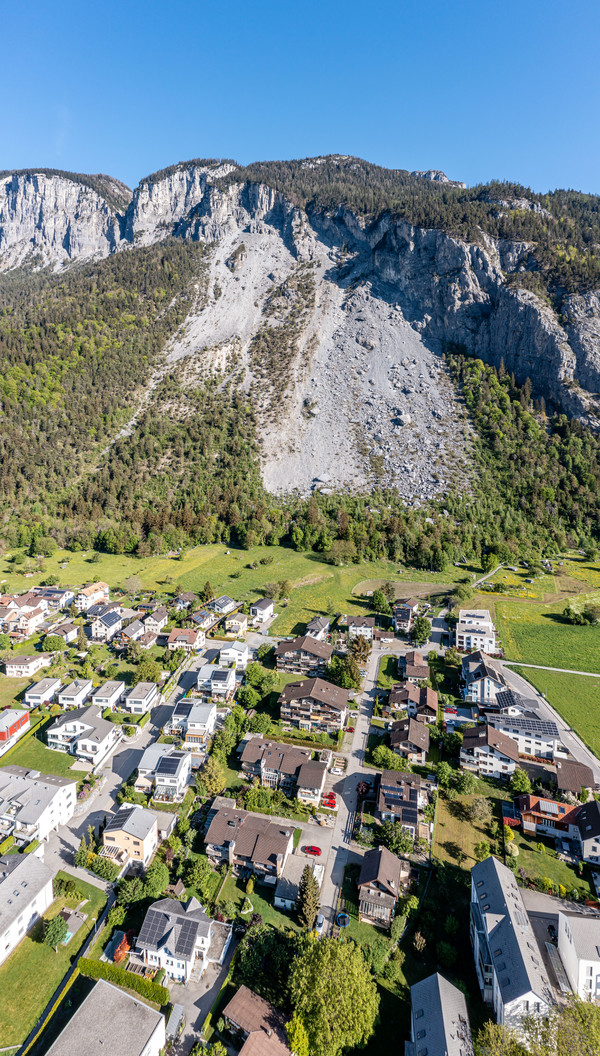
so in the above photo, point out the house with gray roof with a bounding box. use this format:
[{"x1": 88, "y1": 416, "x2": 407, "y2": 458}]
[
  {"x1": 135, "y1": 896, "x2": 228, "y2": 981},
  {"x1": 134, "y1": 745, "x2": 191, "y2": 800},
  {"x1": 557, "y1": 910, "x2": 600, "y2": 1000},
  {"x1": 47, "y1": 705, "x2": 121, "y2": 767},
  {"x1": 45, "y1": 978, "x2": 165, "y2": 1056},
  {"x1": 470, "y1": 856, "x2": 553, "y2": 1031},
  {"x1": 0, "y1": 765, "x2": 77, "y2": 844},
  {"x1": 405, "y1": 972, "x2": 473, "y2": 1056},
  {"x1": 0, "y1": 853, "x2": 54, "y2": 965},
  {"x1": 101, "y1": 804, "x2": 158, "y2": 867},
  {"x1": 461, "y1": 650, "x2": 506, "y2": 704},
  {"x1": 273, "y1": 856, "x2": 323, "y2": 911}
]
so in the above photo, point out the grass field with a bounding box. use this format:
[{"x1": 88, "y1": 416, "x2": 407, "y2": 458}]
[
  {"x1": 6, "y1": 731, "x2": 77, "y2": 778},
  {"x1": 377, "y1": 655, "x2": 399, "y2": 689},
  {"x1": 0, "y1": 871, "x2": 106, "y2": 1049},
  {"x1": 511, "y1": 831, "x2": 595, "y2": 899},
  {"x1": 432, "y1": 793, "x2": 502, "y2": 868},
  {"x1": 215, "y1": 874, "x2": 299, "y2": 931},
  {"x1": 511, "y1": 667, "x2": 600, "y2": 756}
]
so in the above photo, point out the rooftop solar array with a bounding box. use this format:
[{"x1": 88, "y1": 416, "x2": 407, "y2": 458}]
[
  {"x1": 156, "y1": 756, "x2": 180, "y2": 776},
  {"x1": 497, "y1": 717, "x2": 559, "y2": 736}
]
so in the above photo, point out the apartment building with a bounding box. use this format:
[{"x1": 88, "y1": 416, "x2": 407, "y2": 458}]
[
  {"x1": 279, "y1": 677, "x2": 349, "y2": 733},
  {"x1": 0, "y1": 765, "x2": 77, "y2": 844}
]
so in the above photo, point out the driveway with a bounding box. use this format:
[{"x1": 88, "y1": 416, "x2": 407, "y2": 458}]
[{"x1": 167, "y1": 939, "x2": 238, "y2": 1055}]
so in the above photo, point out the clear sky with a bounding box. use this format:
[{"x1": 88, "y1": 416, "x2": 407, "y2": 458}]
[{"x1": 3, "y1": 0, "x2": 599, "y2": 194}]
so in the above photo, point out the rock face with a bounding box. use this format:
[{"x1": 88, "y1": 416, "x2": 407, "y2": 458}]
[{"x1": 2, "y1": 157, "x2": 600, "y2": 483}]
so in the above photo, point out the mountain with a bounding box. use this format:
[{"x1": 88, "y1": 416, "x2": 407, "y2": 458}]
[{"x1": 2, "y1": 155, "x2": 600, "y2": 558}]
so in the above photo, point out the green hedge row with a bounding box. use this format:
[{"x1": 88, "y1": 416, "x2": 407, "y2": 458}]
[
  {"x1": 138, "y1": 711, "x2": 151, "y2": 728},
  {"x1": 0, "y1": 834, "x2": 15, "y2": 854},
  {"x1": 78, "y1": 957, "x2": 169, "y2": 1005},
  {"x1": 23, "y1": 838, "x2": 40, "y2": 854}
]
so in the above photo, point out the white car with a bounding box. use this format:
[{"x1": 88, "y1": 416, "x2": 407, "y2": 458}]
[
  {"x1": 315, "y1": 913, "x2": 325, "y2": 936},
  {"x1": 330, "y1": 767, "x2": 344, "y2": 776}
]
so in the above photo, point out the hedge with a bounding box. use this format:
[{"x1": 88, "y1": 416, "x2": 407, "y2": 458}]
[
  {"x1": 89, "y1": 855, "x2": 120, "y2": 881},
  {"x1": 78, "y1": 958, "x2": 169, "y2": 1005},
  {"x1": 138, "y1": 711, "x2": 151, "y2": 728},
  {"x1": 23, "y1": 838, "x2": 40, "y2": 854},
  {"x1": 0, "y1": 834, "x2": 15, "y2": 854}
]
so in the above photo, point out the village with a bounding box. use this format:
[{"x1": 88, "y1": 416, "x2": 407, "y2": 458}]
[{"x1": 0, "y1": 572, "x2": 599, "y2": 1056}]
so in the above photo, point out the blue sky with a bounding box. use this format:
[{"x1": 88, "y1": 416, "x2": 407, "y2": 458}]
[{"x1": 3, "y1": 0, "x2": 599, "y2": 194}]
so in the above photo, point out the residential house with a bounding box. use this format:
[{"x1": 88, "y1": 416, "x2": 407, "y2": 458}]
[
  {"x1": 223, "y1": 985, "x2": 293, "y2": 1056},
  {"x1": 406, "y1": 973, "x2": 473, "y2": 1056},
  {"x1": 173, "y1": 591, "x2": 197, "y2": 611},
  {"x1": 0, "y1": 765, "x2": 77, "y2": 843},
  {"x1": 389, "y1": 718, "x2": 430, "y2": 765},
  {"x1": 204, "y1": 807, "x2": 295, "y2": 882},
  {"x1": 385, "y1": 682, "x2": 420, "y2": 718},
  {"x1": 0, "y1": 606, "x2": 21, "y2": 636},
  {"x1": 274, "y1": 857, "x2": 323, "y2": 911},
  {"x1": 136, "y1": 896, "x2": 226, "y2": 982},
  {"x1": 219, "y1": 640, "x2": 250, "y2": 670},
  {"x1": 121, "y1": 619, "x2": 145, "y2": 642},
  {"x1": 52, "y1": 622, "x2": 78, "y2": 645},
  {"x1": 305, "y1": 616, "x2": 330, "y2": 640},
  {"x1": 456, "y1": 609, "x2": 497, "y2": 654},
  {"x1": 91, "y1": 680, "x2": 126, "y2": 711},
  {"x1": 240, "y1": 737, "x2": 326, "y2": 802},
  {"x1": 557, "y1": 911, "x2": 600, "y2": 1000},
  {"x1": 16, "y1": 606, "x2": 46, "y2": 637},
  {"x1": 144, "y1": 606, "x2": 169, "y2": 635},
  {"x1": 167, "y1": 627, "x2": 205, "y2": 653},
  {"x1": 554, "y1": 759, "x2": 594, "y2": 796},
  {"x1": 249, "y1": 598, "x2": 274, "y2": 624},
  {"x1": 139, "y1": 631, "x2": 158, "y2": 651},
  {"x1": 486, "y1": 713, "x2": 565, "y2": 762},
  {"x1": 101, "y1": 804, "x2": 158, "y2": 867},
  {"x1": 13, "y1": 592, "x2": 48, "y2": 614},
  {"x1": 58, "y1": 679, "x2": 93, "y2": 709},
  {"x1": 47, "y1": 706, "x2": 121, "y2": 767},
  {"x1": 45, "y1": 978, "x2": 166, "y2": 1056},
  {"x1": 166, "y1": 700, "x2": 217, "y2": 748},
  {"x1": 124, "y1": 682, "x2": 159, "y2": 714},
  {"x1": 460, "y1": 726, "x2": 519, "y2": 779},
  {"x1": 345, "y1": 615, "x2": 376, "y2": 640},
  {"x1": 191, "y1": 610, "x2": 214, "y2": 630},
  {"x1": 275, "y1": 635, "x2": 333, "y2": 676},
  {"x1": 357, "y1": 846, "x2": 409, "y2": 929},
  {"x1": 575, "y1": 800, "x2": 600, "y2": 864},
  {"x1": 377, "y1": 771, "x2": 427, "y2": 836},
  {"x1": 279, "y1": 677, "x2": 349, "y2": 733},
  {"x1": 75, "y1": 582, "x2": 110, "y2": 612},
  {"x1": 5, "y1": 654, "x2": 51, "y2": 678},
  {"x1": 24, "y1": 677, "x2": 62, "y2": 709},
  {"x1": 210, "y1": 667, "x2": 237, "y2": 700},
  {"x1": 405, "y1": 686, "x2": 438, "y2": 724},
  {"x1": 393, "y1": 598, "x2": 420, "y2": 633},
  {"x1": 398, "y1": 650, "x2": 430, "y2": 683},
  {"x1": 212, "y1": 595, "x2": 237, "y2": 616},
  {"x1": 32, "y1": 587, "x2": 74, "y2": 611},
  {"x1": 0, "y1": 710, "x2": 30, "y2": 753},
  {"x1": 90, "y1": 609, "x2": 122, "y2": 642},
  {"x1": 470, "y1": 856, "x2": 552, "y2": 1029},
  {"x1": 482, "y1": 688, "x2": 535, "y2": 717},
  {"x1": 515, "y1": 794, "x2": 581, "y2": 839},
  {"x1": 226, "y1": 612, "x2": 248, "y2": 635},
  {"x1": 461, "y1": 651, "x2": 507, "y2": 705},
  {"x1": 134, "y1": 746, "x2": 192, "y2": 800},
  {"x1": 0, "y1": 854, "x2": 54, "y2": 966}
]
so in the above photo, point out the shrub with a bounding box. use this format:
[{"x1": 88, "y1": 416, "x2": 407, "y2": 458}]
[
  {"x1": 89, "y1": 855, "x2": 120, "y2": 881},
  {"x1": 78, "y1": 957, "x2": 169, "y2": 1004},
  {"x1": 0, "y1": 834, "x2": 15, "y2": 854}
]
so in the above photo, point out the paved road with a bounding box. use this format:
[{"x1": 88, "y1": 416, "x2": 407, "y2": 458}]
[
  {"x1": 507, "y1": 662, "x2": 600, "y2": 677},
  {"x1": 167, "y1": 939, "x2": 239, "y2": 1056},
  {"x1": 500, "y1": 662, "x2": 600, "y2": 783}
]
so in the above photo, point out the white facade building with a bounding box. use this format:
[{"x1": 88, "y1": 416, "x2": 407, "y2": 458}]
[
  {"x1": 0, "y1": 854, "x2": 54, "y2": 966},
  {"x1": 456, "y1": 609, "x2": 497, "y2": 653},
  {"x1": 47, "y1": 706, "x2": 121, "y2": 767},
  {"x1": 24, "y1": 678, "x2": 62, "y2": 708},
  {"x1": 219, "y1": 641, "x2": 249, "y2": 670},
  {"x1": 557, "y1": 911, "x2": 600, "y2": 1000},
  {"x1": 124, "y1": 682, "x2": 159, "y2": 714},
  {"x1": 58, "y1": 679, "x2": 93, "y2": 709},
  {"x1": 0, "y1": 765, "x2": 77, "y2": 844},
  {"x1": 92, "y1": 680, "x2": 126, "y2": 711}
]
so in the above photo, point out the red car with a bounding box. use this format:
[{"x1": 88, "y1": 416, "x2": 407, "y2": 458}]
[
  {"x1": 304, "y1": 845, "x2": 322, "y2": 857},
  {"x1": 345, "y1": 726, "x2": 355, "y2": 733},
  {"x1": 322, "y1": 797, "x2": 336, "y2": 807}
]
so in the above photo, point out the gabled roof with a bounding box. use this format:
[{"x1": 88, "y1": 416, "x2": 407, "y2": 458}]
[
  {"x1": 99, "y1": 610, "x2": 121, "y2": 629},
  {"x1": 554, "y1": 758, "x2": 594, "y2": 793},
  {"x1": 462, "y1": 725, "x2": 519, "y2": 762},
  {"x1": 251, "y1": 598, "x2": 274, "y2": 611},
  {"x1": 577, "y1": 799, "x2": 600, "y2": 841},
  {"x1": 279, "y1": 677, "x2": 349, "y2": 712},
  {"x1": 105, "y1": 804, "x2": 156, "y2": 841},
  {"x1": 49, "y1": 705, "x2": 113, "y2": 744},
  {"x1": 358, "y1": 846, "x2": 405, "y2": 897},
  {"x1": 346, "y1": 615, "x2": 376, "y2": 628},
  {"x1": 409, "y1": 973, "x2": 473, "y2": 1056},
  {"x1": 44, "y1": 978, "x2": 164, "y2": 1056},
  {"x1": 223, "y1": 985, "x2": 291, "y2": 1056},
  {"x1": 137, "y1": 897, "x2": 210, "y2": 960},
  {"x1": 390, "y1": 718, "x2": 430, "y2": 752},
  {"x1": 205, "y1": 808, "x2": 293, "y2": 867},
  {"x1": 275, "y1": 635, "x2": 333, "y2": 660}
]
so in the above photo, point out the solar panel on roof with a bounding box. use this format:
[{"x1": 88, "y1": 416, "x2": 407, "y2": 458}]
[{"x1": 157, "y1": 757, "x2": 180, "y2": 775}]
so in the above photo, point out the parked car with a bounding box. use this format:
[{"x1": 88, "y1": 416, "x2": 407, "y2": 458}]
[
  {"x1": 345, "y1": 726, "x2": 355, "y2": 733},
  {"x1": 304, "y1": 845, "x2": 322, "y2": 856},
  {"x1": 330, "y1": 767, "x2": 344, "y2": 775},
  {"x1": 315, "y1": 913, "x2": 325, "y2": 936}
]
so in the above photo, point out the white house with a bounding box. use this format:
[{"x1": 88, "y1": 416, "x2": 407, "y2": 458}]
[
  {"x1": 144, "y1": 606, "x2": 169, "y2": 635},
  {"x1": 52, "y1": 622, "x2": 78, "y2": 645},
  {"x1": 219, "y1": 641, "x2": 249, "y2": 670},
  {"x1": 75, "y1": 581, "x2": 109, "y2": 612},
  {"x1": 274, "y1": 857, "x2": 323, "y2": 911},
  {"x1": 124, "y1": 682, "x2": 159, "y2": 715},
  {"x1": 575, "y1": 800, "x2": 600, "y2": 864},
  {"x1": 24, "y1": 678, "x2": 62, "y2": 709},
  {"x1": 210, "y1": 667, "x2": 236, "y2": 700},
  {"x1": 460, "y1": 726, "x2": 519, "y2": 779},
  {"x1": 406, "y1": 973, "x2": 473, "y2": 1056},
  {"x1": 58, "y1": 679, "x2": 93, "y2": 709},
  {"x1": 250, "y1": 598, "x2": 274, "y2": 624},
  {"x1": 461, "y1": 652, "x2": 507, "y2": 704},
  {"x1": 345, "y1": 615, "x2": 375, "y2": 640},
  {"x1": 92, "y1": 680, "x2": 126, "y2": 711},
  {"x1": 5, "y1": 654, "x2": 51, "y2": 678},
  {"x1": 0, "y1": 854, "x2": 54, "y2": 966},
  {"x1": 45, "y1": 979, "x2": 166, "y2": 1056},
  {"x1": 47, "y1": 706, "x2": 121, "y2": 767},
  {"x1": 470, "y1": 857, "x2": 552, "y2": 1031},
  {"x1": 486, "y1": 713, "x2": 565, "y2": 761},
  {"x1": 136, "y1": 897, "x2": 230, "y2": 982},
  {"x1": 91, "y1": 609, "x2": 122, "y2": 642},
  {"x1": 0, "y1": 765, "x2": 77, "y2": 844},
  {"x1": 122, "y1": 619, "x2": 145, "y2": 642},
  {"x1": 184, "y1": 702, "x2": 218, "y2": 750},
  {"x1": 305, "y1": 616, "x2": 330, "y2": 640},
  {"x1": 212, "y1": 596, "x2": 237, "y2": 616},
  {"x1": 167, "y1": 627, "x2": 204, "y2": 653},
  {"x1": 16, "y1": 606, "x2": 46, "y2": 637},
  {"x1": 456, "y1": 609, "x2": 497, "y2": 653},
  {"x1": 557, "y1": 911, "x2": 600, "y2": 1000},
  {"x1": 135, "y1": 745, "x2": 192, "y2": 800}
]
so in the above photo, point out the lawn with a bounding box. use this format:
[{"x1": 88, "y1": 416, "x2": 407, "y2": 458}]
[
  {"x1": 215, "y1": 873, "x2": 300, "y2": 931},
  {"x1": 340, "y1": 864, "x2": 387, "y2": 946},
  {"x1": 512, "y1": 667, "x2": 600, "y2": 756},
  {"x1": 6, "y1": 731, "x2": 77, "y2": 779},
  {"x1": 432, "y1": 793, "x2": 503, "y2": 868},
  {"x1": 0, "y1": 677, "x2": 30, "y2": 708},
  {"x1": 377, "y1": 655, "x2": 399, "y2": 690},
  {"x1": 0, "y1": 871, "x2": 106, "y2": 1049},
  {"x1": 511, "y1": 831, "x2": 595, "y2": 899}
]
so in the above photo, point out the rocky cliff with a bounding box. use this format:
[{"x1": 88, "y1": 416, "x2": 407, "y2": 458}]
[{"x1": 1, "y1": 156, "x2": 600, "y2": 495}]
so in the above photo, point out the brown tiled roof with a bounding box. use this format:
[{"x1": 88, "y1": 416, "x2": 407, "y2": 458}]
[
  {"x1": 358, "y1": 846, "x2": 406, "y2": 897},
  {"x1": 205, "y1": 809, "x2": 293, "y2": 866},
  {"x1": 279, "y1": 677, "x2": 349, "y2": 712},
  {"x1": 462, "y1": 725, "x2": 519, "y2": 762},
  {"x1": 347, "y1": 615, "x2": 375, "y2": 628},
  {"x1": 405, "y1": 650, "x2": 425, "y2": 666},
  {"x1": 241, "y1": 738, "x2": 311, "y2": 776},
  {"x1": 224, "y1": 986, "x2": 291, "y2": 1055},
  {"x1": 167, "y1": 628, "x2": 201, "y2": 645},
  {"x1": 147, "y1": 606, "x2": 168, "y2": 621},
  {"x1": 275, "y1": 636, "x2": 333, "y2": 660},
  {"x1": 296, "y1": 760, "x2": 327, "y2": 788},
  {"x1": 390, "y1": 718, "x2": 430, "y2": 752},
  {"x1": 554, "y1": 759, "x2": 594, "y2": 793},
  {"x1": 419, "y1": 687, "x2": 438, "y2": 714},
  {"x1": 389, "y1": 682, "x2": 420, "y2": 707}
]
